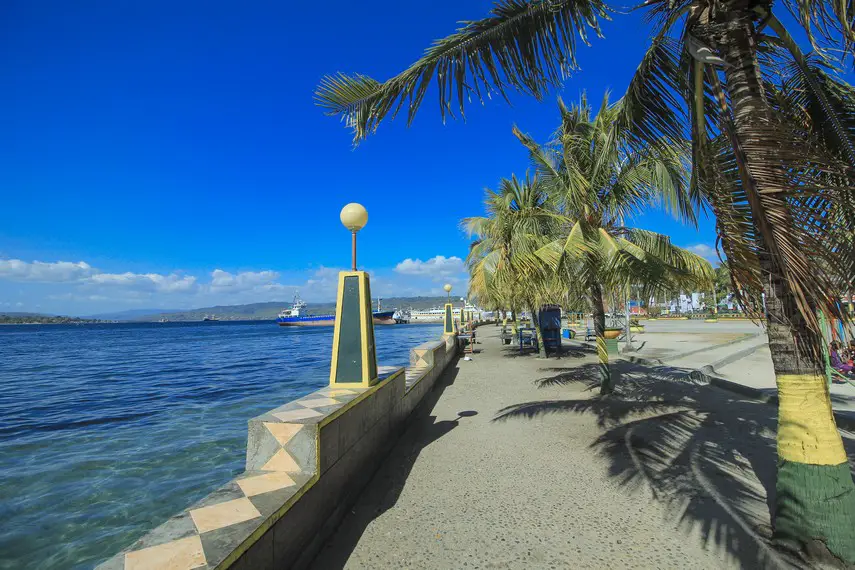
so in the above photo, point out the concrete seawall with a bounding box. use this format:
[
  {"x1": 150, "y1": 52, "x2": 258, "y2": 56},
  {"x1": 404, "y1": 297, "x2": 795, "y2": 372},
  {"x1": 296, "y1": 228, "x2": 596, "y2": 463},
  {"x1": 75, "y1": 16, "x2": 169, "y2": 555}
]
[{"x1": 98, "y1": 333, "x2": 461, "y2": 570}]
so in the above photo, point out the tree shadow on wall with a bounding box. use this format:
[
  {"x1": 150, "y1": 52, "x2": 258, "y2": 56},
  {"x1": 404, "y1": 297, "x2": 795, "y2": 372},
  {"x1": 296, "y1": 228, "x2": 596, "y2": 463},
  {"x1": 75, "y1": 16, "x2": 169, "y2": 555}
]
[
  {"x1": 492, "y1": 360, "x2": 855, "y2": 569},
  {"x1": 309, "y1": 365, "x2": 477, "y2": 569}
]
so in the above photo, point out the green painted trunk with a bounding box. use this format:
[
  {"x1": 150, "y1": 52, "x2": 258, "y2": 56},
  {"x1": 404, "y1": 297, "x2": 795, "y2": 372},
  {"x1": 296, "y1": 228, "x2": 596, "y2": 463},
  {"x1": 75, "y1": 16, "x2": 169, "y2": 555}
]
[{"x1": 774, "y1": 460, "x2": 855, "y2": 562}]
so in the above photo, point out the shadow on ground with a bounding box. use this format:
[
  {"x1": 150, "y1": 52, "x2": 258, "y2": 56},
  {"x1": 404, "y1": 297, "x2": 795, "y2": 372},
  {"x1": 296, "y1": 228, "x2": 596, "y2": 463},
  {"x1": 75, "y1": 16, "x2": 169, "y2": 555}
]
[
  {"x1": 500, "y1": 342, "x2": 597, "y2": 360},
  {"x1": 310, "y1": 365, "x2": 475, "y2": 569},
  {"x1": 493, "y1": 359, "x2": 855, "y2": 569}
]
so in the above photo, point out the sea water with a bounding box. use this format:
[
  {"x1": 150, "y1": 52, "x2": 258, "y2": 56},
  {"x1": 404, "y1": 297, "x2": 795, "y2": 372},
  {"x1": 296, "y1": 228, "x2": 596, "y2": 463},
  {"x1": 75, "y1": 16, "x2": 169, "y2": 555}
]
[{"x1": 0, "y1": 321, "x2": 442, "y2": 569}]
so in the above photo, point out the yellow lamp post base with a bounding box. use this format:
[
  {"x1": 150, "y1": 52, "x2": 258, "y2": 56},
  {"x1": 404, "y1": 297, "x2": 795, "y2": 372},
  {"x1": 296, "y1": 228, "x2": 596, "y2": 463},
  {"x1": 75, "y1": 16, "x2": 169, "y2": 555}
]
[{"x1": 329, "y1": 271, "x2": 379, "y2": 388}]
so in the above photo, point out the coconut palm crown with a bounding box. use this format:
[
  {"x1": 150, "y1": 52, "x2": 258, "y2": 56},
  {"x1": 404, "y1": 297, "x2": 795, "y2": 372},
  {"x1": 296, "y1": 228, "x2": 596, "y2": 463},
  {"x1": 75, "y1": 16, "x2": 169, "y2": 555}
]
[{"x1": 517, "y1": 95, "x2": 712, "y2": 392}]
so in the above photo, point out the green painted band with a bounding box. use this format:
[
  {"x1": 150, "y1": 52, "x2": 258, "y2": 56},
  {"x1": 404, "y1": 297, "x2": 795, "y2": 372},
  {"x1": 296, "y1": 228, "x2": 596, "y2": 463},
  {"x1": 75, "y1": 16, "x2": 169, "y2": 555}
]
[{"x1": 774, "y1": 459, "x2": 855, "y2": 563}]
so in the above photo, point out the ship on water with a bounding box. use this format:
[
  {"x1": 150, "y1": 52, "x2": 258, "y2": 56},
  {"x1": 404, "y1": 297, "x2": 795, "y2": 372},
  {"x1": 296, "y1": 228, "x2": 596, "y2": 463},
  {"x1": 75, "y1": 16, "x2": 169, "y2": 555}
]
[
  {"x1": 372, "y1": 298, "x2": 396, "y2": 325},
  {"x1": 408, "y1": 302, "x2": 483, "y2": 323},
  {"x1": 276, "y1": 293, "x2": 400, "y2": 327}
]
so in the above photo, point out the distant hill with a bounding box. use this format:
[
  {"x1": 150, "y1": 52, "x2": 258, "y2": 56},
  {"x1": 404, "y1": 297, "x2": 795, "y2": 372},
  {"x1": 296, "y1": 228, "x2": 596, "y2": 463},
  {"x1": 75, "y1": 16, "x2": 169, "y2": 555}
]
[
  {"x1": 132, "y1": 296, "x2": 452, "y2": 322},
  {"x1": 0, "y1": 312, "x2": 102, "y2": 325},
  {"x1": 86, "y1": 308, "x2": 185, "y2": 321},
  {"x1": 0, "y1": 311, "x2": 47, "y2": 317}
]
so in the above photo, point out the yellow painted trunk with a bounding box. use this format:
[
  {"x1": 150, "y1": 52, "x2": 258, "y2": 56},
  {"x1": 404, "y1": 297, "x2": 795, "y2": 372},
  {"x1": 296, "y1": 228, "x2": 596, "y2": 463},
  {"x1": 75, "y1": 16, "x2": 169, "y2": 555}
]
[
  {"x1": 596, "y1": 336, "x2": 607, "y2": 365},
  {"x1": 776, "y1": 373, "x2": 846, "y2": 466}
]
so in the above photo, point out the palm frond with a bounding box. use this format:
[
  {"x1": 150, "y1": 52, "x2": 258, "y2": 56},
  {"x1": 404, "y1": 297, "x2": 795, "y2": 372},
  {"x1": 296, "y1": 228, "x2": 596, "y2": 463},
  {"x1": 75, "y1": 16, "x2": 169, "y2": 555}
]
[
  {"x1": 315, "y1": 0, "x2": 608, "y2": 143},
  {"x1": 617, "y1": 37, "x2": 689, "y2": 150}
]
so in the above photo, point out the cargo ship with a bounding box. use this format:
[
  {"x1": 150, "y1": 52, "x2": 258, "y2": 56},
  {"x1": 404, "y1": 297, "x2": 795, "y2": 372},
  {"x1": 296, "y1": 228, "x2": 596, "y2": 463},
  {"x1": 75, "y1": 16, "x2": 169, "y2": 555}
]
[{"x1": 276, "y1": 294, "x2": 399, "y2": 327}]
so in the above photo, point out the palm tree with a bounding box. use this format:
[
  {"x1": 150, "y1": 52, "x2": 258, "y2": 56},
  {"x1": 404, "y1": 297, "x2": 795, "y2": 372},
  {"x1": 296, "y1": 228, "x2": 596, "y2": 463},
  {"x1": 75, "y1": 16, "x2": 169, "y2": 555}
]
[
  {"x1": 465, "y1": 173, "x2": 558, "y2": 357},
  {"x1": 516, "y1": 96, "x2": 712, "y2": 393},
  {"x1": 315, "y1": 3, "x2": 855, "y2": 560}
]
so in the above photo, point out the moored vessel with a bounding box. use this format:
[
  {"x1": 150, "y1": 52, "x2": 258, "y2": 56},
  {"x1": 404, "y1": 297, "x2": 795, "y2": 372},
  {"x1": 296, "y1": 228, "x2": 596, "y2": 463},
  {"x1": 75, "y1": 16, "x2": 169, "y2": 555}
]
[
  {"x1": 276, "y1": 294, "x2": 404, "y2": 327},
  {"x1": 277, "y1": 294, "x2": 335, "y2": 327},
  {"x1": 372, "y1": 298, "x2": 397, "y2": 325}
]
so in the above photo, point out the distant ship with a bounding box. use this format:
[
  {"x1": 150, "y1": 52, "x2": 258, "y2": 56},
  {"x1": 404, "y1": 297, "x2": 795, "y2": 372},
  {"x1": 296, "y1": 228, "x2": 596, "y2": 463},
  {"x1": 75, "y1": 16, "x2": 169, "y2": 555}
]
[
  {"x1": 409, "y1": 302, "x2": 482, "y2": 323},
  {"x1": 202, "y1": 315, "x2": 218, "y2": 321},
  {"x1": 276, "y1": 294, "x2": 400, "y2": 327},
  {"x1": 373, "y1": 298, "x2": 396, "y2": 326},
  {"x1": 277, "y1": 294, "x2": 335, "y2": 327}
]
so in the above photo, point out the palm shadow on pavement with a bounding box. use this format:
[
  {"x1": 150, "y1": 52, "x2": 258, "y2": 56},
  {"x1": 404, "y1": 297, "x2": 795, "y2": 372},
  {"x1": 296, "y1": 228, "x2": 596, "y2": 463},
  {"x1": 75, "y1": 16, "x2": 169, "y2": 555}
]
[
  {"x1": 310, "y1": 366, "x2": 477, "y2": 569},
  {"x1": 493, "y1": 359, "x2": 855, "y2": 569}
]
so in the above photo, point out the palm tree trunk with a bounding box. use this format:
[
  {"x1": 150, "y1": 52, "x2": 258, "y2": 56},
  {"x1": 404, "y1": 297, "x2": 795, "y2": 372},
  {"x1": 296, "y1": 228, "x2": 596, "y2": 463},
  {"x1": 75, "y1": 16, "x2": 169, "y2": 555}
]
[
  {"x1": 529, "y1": 300, "x2": 547, "y2": 358},
  {"x1": 722, "y1": 17, "x2": 855, "y2": 563},
  {"x1": 624, "y1": 286, "x2": 633, "y2": 352},
  {"x1": 590, "y1": 282, "x2": 611, "y2": 394}
]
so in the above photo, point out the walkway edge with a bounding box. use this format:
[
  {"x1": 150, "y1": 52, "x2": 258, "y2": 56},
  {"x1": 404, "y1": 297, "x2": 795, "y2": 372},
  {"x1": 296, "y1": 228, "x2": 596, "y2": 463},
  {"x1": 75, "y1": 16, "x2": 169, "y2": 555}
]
[{"x1": 626, "y1": 353, "x2": 855, "y2": 433}]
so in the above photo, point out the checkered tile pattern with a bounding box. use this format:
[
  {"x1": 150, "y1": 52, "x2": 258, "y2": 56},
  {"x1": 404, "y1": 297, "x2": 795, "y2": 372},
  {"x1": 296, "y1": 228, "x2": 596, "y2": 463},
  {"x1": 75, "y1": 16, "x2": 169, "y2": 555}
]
[{"x1": 95, "y1": 388, "x2": 364, "y2": 570}]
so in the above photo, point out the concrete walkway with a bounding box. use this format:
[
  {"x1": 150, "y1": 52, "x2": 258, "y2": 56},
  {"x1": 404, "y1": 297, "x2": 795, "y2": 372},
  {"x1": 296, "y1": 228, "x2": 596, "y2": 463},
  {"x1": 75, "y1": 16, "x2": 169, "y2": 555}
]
[
  {"x1": 623, "y1": 320, "x2": 855, "y2": 416},
  {"x1": 311, "y1": 326, "x2": 855, "y2": 569}
]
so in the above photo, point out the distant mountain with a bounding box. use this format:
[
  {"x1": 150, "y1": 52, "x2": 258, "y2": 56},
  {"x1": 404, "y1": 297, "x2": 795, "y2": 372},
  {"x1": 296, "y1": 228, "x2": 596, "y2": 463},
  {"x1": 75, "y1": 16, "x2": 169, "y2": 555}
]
[
  {"x1": 132, "y1": 296, "x2": 453, "y2": 322},
  {"x1": 0, "y1": 311, "x2": 49, "y2": 317},
  {"x1": 86, "y1": 308, "x2": 185, "y2": 321},
  {"x1": 0, "y1": 312, "x2": 102, "y2": 325}
]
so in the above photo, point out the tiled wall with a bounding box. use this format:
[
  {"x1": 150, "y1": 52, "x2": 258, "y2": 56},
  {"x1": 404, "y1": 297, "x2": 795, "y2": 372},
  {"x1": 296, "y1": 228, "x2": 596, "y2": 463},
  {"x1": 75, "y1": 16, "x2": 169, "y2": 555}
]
[{"x1": 97, "y1": 334, "x2": 460, "y2": 570}]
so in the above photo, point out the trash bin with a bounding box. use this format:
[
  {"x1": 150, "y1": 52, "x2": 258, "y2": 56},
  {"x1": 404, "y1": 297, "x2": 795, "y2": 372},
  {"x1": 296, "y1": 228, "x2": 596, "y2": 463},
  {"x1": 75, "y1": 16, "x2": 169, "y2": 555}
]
[{"x1": 539, "y1": 305, "x2": 562, "y2": 355}]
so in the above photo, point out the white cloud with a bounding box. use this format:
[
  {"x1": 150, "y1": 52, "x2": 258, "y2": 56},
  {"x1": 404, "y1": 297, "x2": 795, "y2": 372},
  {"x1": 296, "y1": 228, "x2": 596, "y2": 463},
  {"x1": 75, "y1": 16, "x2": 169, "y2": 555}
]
[
  {"x1": 394, "y1": 255, "x2": 465, "y2": 278},
  {"x1": 0, "y1": 259, "x2": 94, "y2": 282},
  {"x1": 685, "y1": 244, "x2": 719, "y2": 263},
  {"x1": 88, "y1": 272, "x2": 198, "y2": 293},
  {"x1": 209, "y1": 269, "x2": 281, "y2": 292},
  {"x1": 0, "y1": 256, "x2": 473, "y2": 314}
]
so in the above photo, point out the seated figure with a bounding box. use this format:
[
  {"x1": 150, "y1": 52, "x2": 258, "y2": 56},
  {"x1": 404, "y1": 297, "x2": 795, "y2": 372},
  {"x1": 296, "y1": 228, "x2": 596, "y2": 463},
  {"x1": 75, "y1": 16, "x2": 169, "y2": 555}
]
[{"x1": 830, "y1": 341, "x2": 854, "y2": 379}]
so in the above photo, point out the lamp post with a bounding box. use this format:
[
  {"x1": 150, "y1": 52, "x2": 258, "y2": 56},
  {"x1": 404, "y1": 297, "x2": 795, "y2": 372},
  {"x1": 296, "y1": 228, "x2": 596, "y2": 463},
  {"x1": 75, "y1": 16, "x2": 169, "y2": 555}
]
[
  {"x1": 442, "y1": 284, "x2": 455, "y2": 336},
  {"x1": 340, "y1": 203, "x2": 368, "y2": 271},
  {"x1": 330, "y1": 203, "x2": 378, "y2": 388}
]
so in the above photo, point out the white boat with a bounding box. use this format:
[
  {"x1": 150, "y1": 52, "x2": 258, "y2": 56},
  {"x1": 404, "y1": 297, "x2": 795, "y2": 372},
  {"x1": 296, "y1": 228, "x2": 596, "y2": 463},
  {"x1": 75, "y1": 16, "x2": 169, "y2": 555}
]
[{"x1": 409, "y1": 303, "x2": 483, "y2": 322}]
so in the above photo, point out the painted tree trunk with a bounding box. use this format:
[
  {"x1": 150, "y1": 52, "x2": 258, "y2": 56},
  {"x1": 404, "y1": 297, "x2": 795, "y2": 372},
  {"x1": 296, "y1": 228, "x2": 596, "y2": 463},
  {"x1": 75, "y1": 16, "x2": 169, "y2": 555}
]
[
  {"x1": 722, "y1": 18, "x2": 855, "y2": 563},
  {"x1": 529, "y1": 302, "x2": 547, "y2": 358},
  {"x1": 624, "y1": 288, "x2": 632, "y2": 351},
  {"x1": 590, "y1": 282, "x2": 611, "y2": 394}
]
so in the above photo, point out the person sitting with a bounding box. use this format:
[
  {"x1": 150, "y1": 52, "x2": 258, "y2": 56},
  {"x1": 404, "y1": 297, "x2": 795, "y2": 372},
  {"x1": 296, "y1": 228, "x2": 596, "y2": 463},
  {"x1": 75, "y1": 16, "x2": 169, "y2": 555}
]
[{"x1": 829, "y1": 341, "x2": 854, "y2": 381}]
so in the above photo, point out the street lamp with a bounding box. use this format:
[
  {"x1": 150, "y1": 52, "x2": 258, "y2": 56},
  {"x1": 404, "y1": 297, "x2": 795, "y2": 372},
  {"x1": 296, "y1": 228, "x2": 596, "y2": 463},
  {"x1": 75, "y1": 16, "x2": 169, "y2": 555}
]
[
  {"x1": 443, "y1": 283, "x2": 452, "y2": 300},
  {"x1": 340, "y1": 203, "x2": 368, "y2": 271}
]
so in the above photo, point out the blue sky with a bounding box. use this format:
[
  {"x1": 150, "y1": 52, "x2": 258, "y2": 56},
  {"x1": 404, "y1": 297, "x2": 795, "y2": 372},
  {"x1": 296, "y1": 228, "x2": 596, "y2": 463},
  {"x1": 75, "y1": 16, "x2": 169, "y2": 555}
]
[{"x1": 1, "y1": 1, "x2": 720, "y2": 315}]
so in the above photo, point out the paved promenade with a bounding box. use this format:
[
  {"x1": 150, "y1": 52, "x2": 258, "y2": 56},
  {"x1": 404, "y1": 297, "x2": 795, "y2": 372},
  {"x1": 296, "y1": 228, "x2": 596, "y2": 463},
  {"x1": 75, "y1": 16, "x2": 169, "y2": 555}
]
[
  {"x1": 626, "y1": 320, "x2": 855, "y2": 416},
  {"x1": 311, "y1": 325, "x2": 855, "y2": 569}
]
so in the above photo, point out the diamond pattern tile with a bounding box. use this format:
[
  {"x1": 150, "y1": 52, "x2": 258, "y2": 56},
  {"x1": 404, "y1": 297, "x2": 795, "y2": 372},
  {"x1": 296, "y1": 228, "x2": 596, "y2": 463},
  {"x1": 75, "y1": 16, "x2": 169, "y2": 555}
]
[
  {"x1": 263, "y1": 422, "x2": 302, "y2": 446},
  {"x1": 237, "y1": 472, "x2": 295, "y2": 497},
  {"x1": 189, "y1": 498, "x2": 261, "y2": 534},
  {"x1": 123, "y1": 535, "x2": 206, "y2": 570},
  {"x1": 260, "y1": 448, "x2": 300, "y2": 472},
  {"x1": 297, "y1": 397, "x2": 340, "y2": 408},
  {"x1": 272, "y1": 408, "x2": 323, "y2": 422}
]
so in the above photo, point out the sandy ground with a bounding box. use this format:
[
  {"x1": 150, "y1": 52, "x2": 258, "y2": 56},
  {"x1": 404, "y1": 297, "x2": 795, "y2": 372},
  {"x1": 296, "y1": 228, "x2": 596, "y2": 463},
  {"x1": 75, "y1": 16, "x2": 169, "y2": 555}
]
[{"x1": 310, "y1": 326, "x2": 855, "y2": 569}]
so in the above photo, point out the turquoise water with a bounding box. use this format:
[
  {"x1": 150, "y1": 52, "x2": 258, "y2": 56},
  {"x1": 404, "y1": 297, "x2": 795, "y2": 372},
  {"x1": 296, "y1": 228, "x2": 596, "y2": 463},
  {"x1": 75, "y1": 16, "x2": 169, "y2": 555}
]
[{"x1": 0, "y1": 321, "x2": 442, "y2": 569}]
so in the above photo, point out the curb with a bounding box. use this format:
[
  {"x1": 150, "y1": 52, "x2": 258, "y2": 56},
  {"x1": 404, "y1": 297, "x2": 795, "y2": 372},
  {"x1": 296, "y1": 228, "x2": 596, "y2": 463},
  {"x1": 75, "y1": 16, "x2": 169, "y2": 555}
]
[
  {"x1": 621, "y1": 331, "x2": 762, "y2": 361},
  {"x1": 703, "y1": 371, "x2": 855, "y2": 433},
  {"x1": 627, "y1": 349, "x2": 855, "y2": 433}
]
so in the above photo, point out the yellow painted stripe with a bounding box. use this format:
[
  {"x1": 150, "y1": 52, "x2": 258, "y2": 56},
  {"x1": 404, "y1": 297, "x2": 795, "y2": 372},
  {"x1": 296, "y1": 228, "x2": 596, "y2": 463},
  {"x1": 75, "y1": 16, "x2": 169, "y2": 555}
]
[
  {"x1": 328, "y1": 272, "x2": 347, "y2": 386},
  {"x1": 777, "y1": 373, "x2": 847, "y2": 465},
  {"x1": 596, "y1": 336, "x2": 608, "y2": 364}
]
